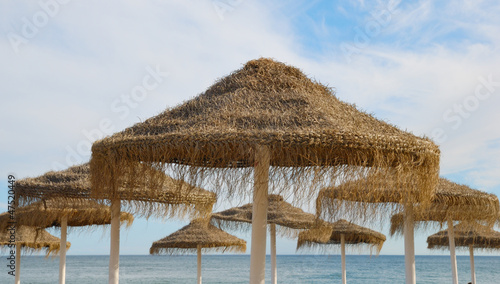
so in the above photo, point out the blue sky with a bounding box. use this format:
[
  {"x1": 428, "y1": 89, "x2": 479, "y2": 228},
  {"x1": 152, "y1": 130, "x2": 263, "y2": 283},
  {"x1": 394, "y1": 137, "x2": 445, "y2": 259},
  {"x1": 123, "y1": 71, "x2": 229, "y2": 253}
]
[{"x1": 1, "y1": 0, "x2": 499, "y2": 257}]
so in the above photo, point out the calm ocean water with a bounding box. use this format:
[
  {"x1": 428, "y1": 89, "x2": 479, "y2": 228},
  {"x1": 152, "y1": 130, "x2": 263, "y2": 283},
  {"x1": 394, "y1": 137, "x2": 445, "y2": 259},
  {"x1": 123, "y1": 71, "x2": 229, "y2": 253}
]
[{"x1": 1, "y1": 254, "x2": 499, "y2": 283}]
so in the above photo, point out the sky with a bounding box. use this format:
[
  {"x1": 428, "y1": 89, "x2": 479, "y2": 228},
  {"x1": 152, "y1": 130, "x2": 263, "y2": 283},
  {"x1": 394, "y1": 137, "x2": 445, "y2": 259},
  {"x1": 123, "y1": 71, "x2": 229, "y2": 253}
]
[{"x1": 1, "y1": 0, "x2": 499, "y2": 257}]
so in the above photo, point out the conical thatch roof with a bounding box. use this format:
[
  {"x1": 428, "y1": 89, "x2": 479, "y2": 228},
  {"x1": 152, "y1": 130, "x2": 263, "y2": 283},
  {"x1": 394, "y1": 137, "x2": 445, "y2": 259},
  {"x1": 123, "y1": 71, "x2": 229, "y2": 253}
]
[
  {"x1": 0, "y1": 199, "x2": 134, "y2": 231},
  {"x1": 318, "y1": 177, "x2": 499, "y2": 223},
  {"x1": 0, "y1": 226, "x2": 70, "y2": 255},
  {"x1": 297, "y1": 219, "x2": 386, "y2": 253},
  {"x1": 16, "y1": 163, "x2": 216, "y2": 218},
  {"x1": 387, "y1": 179, "x2": 499, "y2": 236},
  {"x1": 149, "y1": 219, "x2": 246, "y2": 254},
  {"x1": 90, "y1": 58, "x2": 439, "y2": 208},
  {"x1": 427, "y1": 222, "x2": 500, "y2": 251},
  {"x1": 211, "y1": 194, "x2": 319, "y2": 237}
]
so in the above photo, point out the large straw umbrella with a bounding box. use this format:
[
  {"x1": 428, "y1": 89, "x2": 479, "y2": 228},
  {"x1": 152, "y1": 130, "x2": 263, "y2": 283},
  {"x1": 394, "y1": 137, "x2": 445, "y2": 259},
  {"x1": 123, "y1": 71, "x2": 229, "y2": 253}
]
[
  {"x1": 0, "y1": 199, "x2": 134, "y2": 284},
  {"x1": 16, "y1": 163, "x2": 216, "y2": 284},
  {"x1": 0, "y1": 225, "x2": 71, "y2": 284},
  {"x1": 211, "y1": 194, "x2": 325, "y2": 284},
  {"x1": 90, "y1": 58, "x2": 440, "y2": 284},
  {"x1": 427, "y1": 222, "x2": 500, "y2": 284},
  {"x1": 389, "y1": 178, "x2": 499, "y2": 284},
  {"x1": 297, "y1": 219, "x2": 386, "y2": 284},
  {"x1": 150, "y1": 218, "x2": 246, "y2": 284}
]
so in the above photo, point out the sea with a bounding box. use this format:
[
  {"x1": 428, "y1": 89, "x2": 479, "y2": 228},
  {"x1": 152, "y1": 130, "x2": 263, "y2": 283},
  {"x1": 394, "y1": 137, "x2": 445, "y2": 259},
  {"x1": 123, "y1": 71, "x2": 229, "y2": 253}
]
[{"x1": 1, "y1": 255, "x2": 499, "y2": 283}]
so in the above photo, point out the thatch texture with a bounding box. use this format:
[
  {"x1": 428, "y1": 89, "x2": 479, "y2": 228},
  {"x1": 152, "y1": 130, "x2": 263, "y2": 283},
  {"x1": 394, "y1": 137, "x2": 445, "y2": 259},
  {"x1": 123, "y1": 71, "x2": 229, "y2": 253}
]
[
  {"x1": 427, "y1": 222, "x2": 500, "y2": 251},
  {"x1": 297, "y1": 219, "x2": 386, "y2": 254},
  {"x1": 149, "y1": 219, "x2": 246, "y2": 254},
  {"x1": 0, "y1": 199, "x2": 134, "y2": 231},
  {"x1": 211, "y1": 194, "x2": 320, "y2": 237},
  {"x1": 387, "y1": 179, "x2": 499, "y2": 236},
  {"x1": 0, "y1": 226, "x2": 70, "y2": 256},
  {"x1": 16, "y1": 163, "x2": 216, "y2": 218},
  {"x1": 90, "y1": 58, "x2": 439, "y2": 210},
  {"x1": 317, "y1": 177, "x2": 498, "y2": 224}
]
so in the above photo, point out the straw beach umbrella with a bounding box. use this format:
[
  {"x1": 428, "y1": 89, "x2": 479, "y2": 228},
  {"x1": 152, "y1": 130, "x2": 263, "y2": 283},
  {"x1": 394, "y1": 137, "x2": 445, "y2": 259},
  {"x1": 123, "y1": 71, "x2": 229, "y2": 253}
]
[
  {"x1": 150, "y1": 218, "x2": 246, "y2": 284},
  {"x1": 211, "y1": 194, "x2": 325, "y2": 284},
  {"x1": 16, "y1": 164, "x2": 217, "y2": 218},
  {"x1": 297, "y1": 219, "x2": 386, "y2": 284},
  {"x1": 16, "y1": 163, "x2": 216, "y2": 284},
  {"x1": 0, "y1": 200, "x2": 134, "y2": 230},
  {"x1": 427, "y1": 222, "x2": 500, "y2": 284},
  {"x1": 0, "y1": 226, "x2": 71, "y2": 284},
  {"x1": 0, "y1": 200, "x2": 133, "y2": 284},
  {"x1": 389, "y1": 178, "x2": 499, "y2": 284},
  {"x1": 316, "y1": 176, "x2": 490, "y2": 284},
  {"x1": 90, "y1": 58, "x2": 440, "y2": 283}
]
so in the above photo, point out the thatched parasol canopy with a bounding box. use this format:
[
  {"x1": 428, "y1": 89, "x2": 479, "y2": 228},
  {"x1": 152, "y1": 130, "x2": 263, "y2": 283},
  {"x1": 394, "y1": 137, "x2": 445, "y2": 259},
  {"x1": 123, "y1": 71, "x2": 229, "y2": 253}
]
[
  {"x1": 149, "y1": 218, "x2": 246, "y2": 254},
  {"x1": 297, "y1": 219, "x2": 386, "y2": 253},
  {"x1": 427, "y1": 222, "x2": 500, "y2": 251},
  {"x1": 211, "y1": 194, "x2": 320, "y2": 236},
  {"x1": 318, "y1": 177, "x2": 498, "y2": 223},
  {"x1": 90, "y1": 57, "x2": 439, "y2": 206},
  {"x1": 0, "y1": 199, "x2": 134, "y2": 231},
  {"x1": 0, "y1": 226, "x2": 70, "y2": 255},
  {"x1": 91, "y1": 58, "x2": 439, "y2": 284},
  {"x1": 17, "y1": 163, "x2": 217, "y2": 218},
  {"x1": 388, "y1": 179, "x2": 499, "y2": 236}
]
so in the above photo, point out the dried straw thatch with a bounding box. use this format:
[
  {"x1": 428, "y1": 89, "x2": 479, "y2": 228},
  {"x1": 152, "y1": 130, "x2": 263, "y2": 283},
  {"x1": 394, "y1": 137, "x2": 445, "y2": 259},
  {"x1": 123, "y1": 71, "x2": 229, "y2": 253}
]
[
  {"x1": 388, "y1": 178, "x2": 499, "y2": 236},
  {"x1": 17, "y1": 163, "x2": 216, "y2": 218},
  {"x1": 0, "y1": 226, "x2": 70, "y2": 256},
  {"x1": 0, "y1": 199, "x2": 134, "y2": 231},
  {"x1": 427, "y1": 222, "x2": 500, "y2": 251},
  {"x1": 317, "y1": 177, "x2": 498, "y2": 224},
  {"x1": 297, "y1": 219, "x2": 386, "y2": 254},
  {"x1": 90, "y1": 58, "x2": 439, "y2": 210},
  {"x1": 211, "y1": 194, "x2": 320, "y2": 237},
  {"x1": 149, "y1": 219, "x2": 246, "y2": 254}
]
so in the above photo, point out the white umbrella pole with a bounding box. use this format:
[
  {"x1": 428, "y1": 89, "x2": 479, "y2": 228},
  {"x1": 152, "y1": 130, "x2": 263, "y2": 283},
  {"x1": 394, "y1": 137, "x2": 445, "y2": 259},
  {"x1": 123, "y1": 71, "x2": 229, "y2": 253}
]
[
  {"x1": 271, "y1": 223, "x2": 277, "y2": 284},
  {"x1": 59, "y1": 216, "x2": 68, "y2": 284},
  {"x1": 469, "y1": 245, "x2": 476, "y2": 284},
  {"x1": 197, "y1": 245, "x2": 202, "y2": 284},
  {"x1": 341, "y1": 233, "x2": 346, "y2": 284},
  {"x1": 15, "y1": 243, "x2": 21, "y2": 284},
  {"x1": 447, "y1": 218, "x2": 458, "y2": 284},
  {"x1": 249, "y1": 145, "x2": 270, "y2": 284},
  {"x1": 404, "y1": 205, "x2": 416, "y2": 284},
  {"x1": 109, "y1": 199, "x2": 120, "y2": 284}
]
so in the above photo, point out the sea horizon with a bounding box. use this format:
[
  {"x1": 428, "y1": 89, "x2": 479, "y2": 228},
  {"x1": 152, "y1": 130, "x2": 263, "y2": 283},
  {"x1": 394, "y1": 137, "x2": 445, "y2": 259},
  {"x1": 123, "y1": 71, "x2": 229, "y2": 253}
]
[{"x1": 2, "y1": 254, "x2": 499, "y2": 283}]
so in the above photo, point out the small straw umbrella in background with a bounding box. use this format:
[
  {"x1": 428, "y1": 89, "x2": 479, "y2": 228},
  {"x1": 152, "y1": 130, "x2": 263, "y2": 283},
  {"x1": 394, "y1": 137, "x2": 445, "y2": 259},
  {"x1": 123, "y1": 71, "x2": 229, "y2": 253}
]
[
  {"x1": 90, "y1": 58, "x2": 440, "y2": 284},
  {"x1": 316, "y1": 174, "x2": 419, "y2": 284},
  {"x1": 0, "y1": 225, "x2": 71, "y2": 284},
  {"x1": 150, "y1": 218, "x2": 246, "y2": 284},
  {"x1": 211, "y1": 194, "x2": 327, "y2": 284},
  {"x1": 297, "y1": 219, "x2": 386, "y2": 284},
  {"x1": 427, "y1": 222, "x2": 500, "y2": 284},
  {"x1": 15, "y1": 163, "x2": 216, "y2": 284},
  {"x1": 0, "y1": 199, "x2": 134, "y2": 284},
  {"x1": 389, "y1": 178, "x2": 499, "y2": 284}
]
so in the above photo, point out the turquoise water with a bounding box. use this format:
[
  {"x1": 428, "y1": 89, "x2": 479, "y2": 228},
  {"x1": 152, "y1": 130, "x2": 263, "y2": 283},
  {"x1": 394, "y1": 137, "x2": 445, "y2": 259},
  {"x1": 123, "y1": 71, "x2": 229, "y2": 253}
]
[{"x1": 1, "y1": 255, "x2": 499, "y2": 283}]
